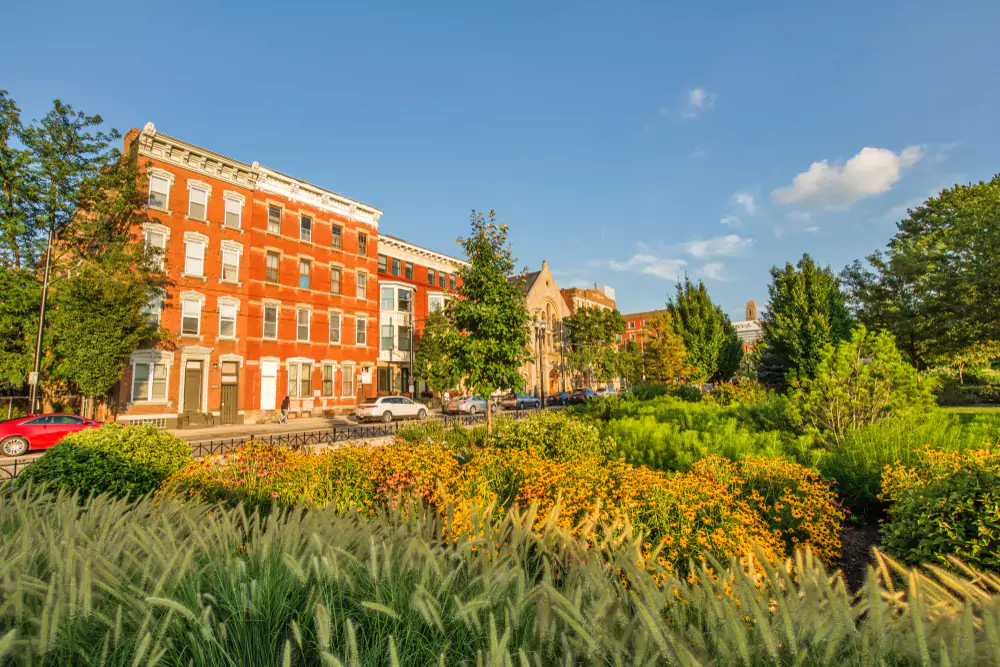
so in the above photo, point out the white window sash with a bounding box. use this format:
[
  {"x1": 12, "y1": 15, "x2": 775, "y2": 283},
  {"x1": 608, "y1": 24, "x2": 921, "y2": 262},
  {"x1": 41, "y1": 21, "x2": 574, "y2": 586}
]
[
  {"x1": 263, "y1": 306, "x2": 278, "y2": 339},
  {"x1": 181, "y1": 300, "x2": 201, "y2": 334},
  {"x1": 297, "y1": 310, "x2": 310, "y2": 341},
  {"x1": 185, "y1": 240, "x2": 205, "y2": 276},
  {"x1": 188, "y1": 187, "x2": 208, "y2": 219},
  {"x1": 329, "y1": 314, "x2": 341, "y2": 344},
  {"x1": 224, "y1": 198, "x2": 242, "y2": 228}
]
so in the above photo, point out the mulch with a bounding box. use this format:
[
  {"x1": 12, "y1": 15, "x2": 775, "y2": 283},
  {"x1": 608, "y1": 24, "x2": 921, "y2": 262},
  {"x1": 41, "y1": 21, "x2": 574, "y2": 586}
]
[{"x1": 835, "y1": 520, "x2": 882, "y2": 592}]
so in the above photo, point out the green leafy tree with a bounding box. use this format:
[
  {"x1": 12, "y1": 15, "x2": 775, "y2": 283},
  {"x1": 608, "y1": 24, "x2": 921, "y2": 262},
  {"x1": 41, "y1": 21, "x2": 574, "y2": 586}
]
[
  {"x1": 413, "y1": 307, "x2": 463, "y2": 395},
  {"x1": 843, "y1": 175, "x2": 1000, "y2": 367},
  {"x1": 762, "y1": 254, "x2": 852, "y2": 382},
  {"x1": 642, "y1": 312, "x2": 695, "y2": 386},
  {"x1": 0, "y1": 268, "x2": 40, "y2": 387},
  {"x1": 0, "y1": 91, "x2": 41, "y2": 269},
  {"x1": 449, "y1": 210, "x2": 531, "y2": 434},
  {"x1": 564, "y1": 306, "x2": 625, "y2": 386},
  {"x1": 787, "y1": 325, "x2": 935, "y2": 445},
  {"x1": 666, "y1": 278, "x2": 741, "y2": 381}
]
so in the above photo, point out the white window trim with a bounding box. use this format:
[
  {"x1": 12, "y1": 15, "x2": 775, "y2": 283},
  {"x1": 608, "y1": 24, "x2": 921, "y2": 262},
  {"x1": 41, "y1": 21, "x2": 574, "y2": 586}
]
[
  {"x1": 355, "y1": 315, "x2": 367, "y2": 347},
  {"x1": 183, "y1": 231, "x2": 209, "y2": 277},
  {"x1": 321, "y1": 362, "x2": 337, "y2": 398},
  {"x1": 342, "y1": 363, "x2": 356, "y2": 397},
  {"x1": 129, "y1": 350, "x2": 173, "y2": 403},
  {"x1": 356, "y1": 271, "x2": 368, "y2": 300},
  {"x1": 299, "y1": 215, "x2": 313, "y2": 242},
  {"x1": 180, "y1": 291, "x2": 205, "y2": 336},
  {"x1": 296, "y1": 308, "x2": 311, "y2": 342},
  {"x1": 262, "y1": 303, "x2": 279, "y2": 340},
  {"x1": 223, "y1": 191, "x2": 246, "y2": 229},
  {"x1": 147, "y1": 168, "x2": 174, "y2": 211},
  {"x1": 220, "y1": 240, "x2": 243, "y2": 283},
  {"x1": 186, "y1": 180, "x2": 212, "y2": 220},
  {"x1": 217, "y1": 296, "x2": 240, "y2": 339},
  {"x1": 328, "y1": 311, "x2": 342, "y2": 344}
]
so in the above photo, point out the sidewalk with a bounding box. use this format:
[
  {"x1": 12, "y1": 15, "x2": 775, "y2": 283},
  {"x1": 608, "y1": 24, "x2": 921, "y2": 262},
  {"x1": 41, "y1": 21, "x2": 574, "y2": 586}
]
[{"x1": 167, "y1": 417, "x2": 346, "y2": 442}]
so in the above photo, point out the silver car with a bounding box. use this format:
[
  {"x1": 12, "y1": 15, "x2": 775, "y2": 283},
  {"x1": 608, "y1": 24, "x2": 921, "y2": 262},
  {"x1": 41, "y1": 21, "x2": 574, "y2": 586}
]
[
  {"x1": 445, "y1": 395, "x2": 498, "y2": 415},
  {"x1": 356, "y1": 396, "x2": 429, "y2": 423}
]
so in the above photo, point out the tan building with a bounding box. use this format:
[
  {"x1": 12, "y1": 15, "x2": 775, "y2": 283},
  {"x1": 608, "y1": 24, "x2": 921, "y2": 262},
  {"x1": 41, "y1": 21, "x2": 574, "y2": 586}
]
[
  {"x1": 509, "y1": 261, "x2": 571, "y2": 397},
  {"x1": 561, "y1": 283, "x2": 616, "y2": 314}
]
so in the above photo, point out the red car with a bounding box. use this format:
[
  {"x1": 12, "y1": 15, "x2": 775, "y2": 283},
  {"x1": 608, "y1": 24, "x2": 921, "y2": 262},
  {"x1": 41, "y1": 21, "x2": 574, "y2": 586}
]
[{"x1": 0, "y1": 414, "x2": 101, "y2": 457}]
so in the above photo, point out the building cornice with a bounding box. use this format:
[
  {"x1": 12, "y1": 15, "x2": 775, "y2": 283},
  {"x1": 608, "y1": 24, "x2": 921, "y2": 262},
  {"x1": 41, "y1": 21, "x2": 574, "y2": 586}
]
[
  {"x1": 137, "y1": 123, "x2": 256, "y2": 190},
  {"x1": 379, "y1": 235, "x2": 468, "y2": 269},
  {"x1": 252, "y1": 165, "x2": 382, "y2": 229}
]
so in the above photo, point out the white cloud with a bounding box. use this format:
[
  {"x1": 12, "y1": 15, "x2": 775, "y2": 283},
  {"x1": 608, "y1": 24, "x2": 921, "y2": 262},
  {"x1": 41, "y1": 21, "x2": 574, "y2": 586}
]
[
  {"x1": 734, "y1": 192, "x2": 756, "y2": 215},
  {"x1": 804, "y1": 226, "x2": 820, "y2": 233},
  {"x1": 772, "y1": 145, "x2": 924, "y2": 210},
  {"x1": 720, "y1": 215, "x2": 741, "y2": 226},
  {"x1": 699, "y1": 262, "x2": 728, "y2": 281},
  {"x1": 787, "y1": 210, "x2": 811, "y2": 222},
  {"x1": 681, "y1": 234, "x2": 753, "y2": 259},
  {"x1": 680, "y1": 87, "x2": 716, "y2": 118},
  {"x1": 592, "y1": 254, "x2": 687, "y2": 281}
]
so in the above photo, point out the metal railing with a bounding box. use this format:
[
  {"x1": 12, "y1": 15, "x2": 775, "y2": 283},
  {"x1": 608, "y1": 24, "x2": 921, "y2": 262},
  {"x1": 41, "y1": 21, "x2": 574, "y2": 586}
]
[{"x1": 1, "y1": 408, "x2": 542, "y2": 481}]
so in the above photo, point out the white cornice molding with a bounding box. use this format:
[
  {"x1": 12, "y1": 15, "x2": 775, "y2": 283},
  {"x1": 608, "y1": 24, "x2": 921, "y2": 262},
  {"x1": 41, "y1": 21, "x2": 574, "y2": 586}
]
[
  {"x1": 138, "y1": 123, "x2": 255, "y2": 189},
  {"x1": 379, "y1": 236, "x2": 469, "y2": 270},
  {"x1": 252, "y1": 164, "x2": 382, "y2": 229}
]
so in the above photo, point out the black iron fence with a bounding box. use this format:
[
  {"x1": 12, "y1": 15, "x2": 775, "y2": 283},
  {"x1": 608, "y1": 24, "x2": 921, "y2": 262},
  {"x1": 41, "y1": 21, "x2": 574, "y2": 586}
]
[{"x1": 2, "y1": 408, "x2": 540, "y2": 481}]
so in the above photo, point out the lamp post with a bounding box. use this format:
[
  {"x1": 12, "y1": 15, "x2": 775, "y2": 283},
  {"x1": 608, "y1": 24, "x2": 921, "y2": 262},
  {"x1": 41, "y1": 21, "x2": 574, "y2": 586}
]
[{"x1": 536, "y1": 317, "x2": 547, "y2": 407}]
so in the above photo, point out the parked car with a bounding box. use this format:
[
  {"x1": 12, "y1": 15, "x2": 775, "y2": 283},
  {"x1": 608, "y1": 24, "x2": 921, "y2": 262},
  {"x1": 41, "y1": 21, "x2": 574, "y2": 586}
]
[
  {"x1": 445, "y1": 395, "x2": 498, "y2": 415},
  {"x1": 0, "y1": 413, "x2": 101, "y2": 457},
  {"x1": 547, "y1": 391, "x2": 572, "y2": 406},
  {"x1": 567, "y1": 389, "x2": 599, "y2": 405},
  {"x1": 355, "y1": 396, "x2": 429, "y2": 423},
  {"x1": 595, "y1": 387, "x2": 618, "y2": 397},
  {"x1": 500, "y1": 393, "x2": 541, "y2": 410}
]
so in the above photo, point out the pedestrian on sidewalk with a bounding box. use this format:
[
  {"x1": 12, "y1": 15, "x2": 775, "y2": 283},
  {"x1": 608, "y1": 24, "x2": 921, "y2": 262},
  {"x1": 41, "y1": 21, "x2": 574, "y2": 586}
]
[{"x1": 279, "y1": 395, "x2": 290, "y2": 424}]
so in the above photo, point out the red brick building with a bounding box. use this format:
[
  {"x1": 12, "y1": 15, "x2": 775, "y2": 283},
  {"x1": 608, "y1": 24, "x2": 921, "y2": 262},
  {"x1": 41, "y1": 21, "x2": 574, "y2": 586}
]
[
  {"x1": 619, "y1": 309, "x2": 668, "y2": 346},
  {"x1": 117, "y1": 123, "x2": 382, "y2": 427},
  {"x1": 375, "y1": 235, "x2": 467, "y2": 395}
]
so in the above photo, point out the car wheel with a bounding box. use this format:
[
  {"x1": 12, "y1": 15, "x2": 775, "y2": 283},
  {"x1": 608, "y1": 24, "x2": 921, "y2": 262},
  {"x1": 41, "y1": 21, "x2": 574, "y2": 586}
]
[
  {"x1": 417, "y1": 409, "x2": 427, "y2": 420},
  {"x1": 491, "y1": 403, "x2": 498, "y2": 413},
  {"x1": 468, "y1": 406, "x2": 477, "y2": 415},
  {"x1": 1, "y1": 436, "x2": 29, "y2": 457},
  {"x1": 381, "y1": 411, "x2": 393, "y2": 424},
  {"x1": 516, "y1": 401, "x2": 523, "y2": 410}
]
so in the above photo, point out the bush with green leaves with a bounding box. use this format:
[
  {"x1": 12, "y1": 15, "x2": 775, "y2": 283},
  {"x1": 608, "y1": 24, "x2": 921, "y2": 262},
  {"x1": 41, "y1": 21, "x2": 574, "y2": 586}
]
[
  {"x1": 708, "y1": 377, "x2": 769, "y2": 407},
  {"x1": 3, "y1": 486, "x2": 1000, "y2": 665},
  {"x1": 15, "y1": 423, "x2": 190, "y2": 498},
  {"x1": 880, "y1": 446, "x2": 1000, "y2": 570},
  {"x1": 787, "y1": 325, "x2": 936, "y2": 445},
  {"x1": 628, "y1": 382, "x2": 669, "y2": 400},
  {"x1": 488, "y1": 410, "x2": 614, "y2": 460},
  {"x1": 672, "y1": 383, "x2": 703, "y2": 403}
]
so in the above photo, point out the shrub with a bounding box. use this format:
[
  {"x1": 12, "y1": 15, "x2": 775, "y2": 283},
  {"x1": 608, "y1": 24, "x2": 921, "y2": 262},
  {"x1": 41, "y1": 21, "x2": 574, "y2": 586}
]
[
  {"x1": 880, "y1": 446, "x2": 1000, "y2": 570},
  {"x1": 692, "y1": 456, "x2": 845, "y2": 565},
  {"x1": 672, "y1": 383, "x2": 703, "y2": 403},
  {"x1": 629, "y1": 382, "x2": 668, "y2": 400},
  {"x1": 787, "y1": 325, "x2": 936, "y2": 445},
  {"x1": 489, "y1": 410, "x2": 614, "y2": 460},
  {"x1": 16, "y1": 424, "x2": 190, "y2": 498},
  {"x1": 709, "y1": 377, "x2": 769, "y2": 407}
]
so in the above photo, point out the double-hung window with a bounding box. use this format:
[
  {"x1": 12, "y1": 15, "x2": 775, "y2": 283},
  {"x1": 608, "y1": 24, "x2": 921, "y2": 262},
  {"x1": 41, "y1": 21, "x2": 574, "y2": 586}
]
[
  {"x1": 450, "y1": 274, "x2": 457, "y2": 290},
  {"x1": 144, "y1": 227, "x2": 166, "y2": 269},
  {"x1": 265, "y1": 252, "x2": 280, "y2": 283},
  {"x1": 263, "y1": 305, "x2": 278, "y2": 339},
  {"x1": 381, "y1": 324, "x2": 393, "y2": 351},
  {"x1": 300, "y1": 215, "x2": 312, "y2": 242},
  {"x1": 331, "y1": 225, "x2": 342, "y2": 249},
  {"x1": 218, "y1": 301, "x2": 237, "y2": 338},
  {"x1": 356, "y1": 271, "x2": 367, "y2": 300},
  {"x1": 267, "y1": 205, "x2": 282, "y2": 233},
  {"x1": 188, "y1": 186, "x2": 208, "y2": 220},
  {"x1": 428, "y1": 294, "x2": 445, "y2": 313},
  {"x1": 299, "y1": 259, "x2": 311, "y2": 289},
  {"x1": 404, "y1": 262, "x2": 413, "y2": 280},
  {"x1": 328, "y1": 313, "x2": 341, "y2": 343},
  {"x1": 381, "y1": 286, "x2": 394, "y2": 311},
  {"x1": 148, "y1": 175, "x2": 170, "y2": 210},
  {"x1": 398, "y1": 289, "x2": 412, "y2": 313},
  {"x1": 288, "y1": 362, "x2": 312, "y2": 398},
  {"x1": 330, "y1": 266, "x2": 342, "y2": 294},
  {"x1": 391, "y1": 258, "x2": 401, "y2": 277},
  {"x1": 356, "y1": 316, "x2": 367, "y2": 346},
  {"x1": 184, "y1": 237, "x2": 206, "y2": 276},
  {"x1": 342, "y1": 365, "x2": 354, "y2": 397},
  {"x1": 296, "y1": 308, "x2": 310, "y2": 341},
  {"x1": 438, "y1": 273, "x2": 446, "y2": 288},
  {"x1": 181, "y1": 298, "x2": 201, "y2": 335},
  {"x1": 427, "y1": 268, "x2": 436, "y2": 285},
  {"x1": 132, "y1": 362, "x2": 167, "y2": 402},
  {"x1": 357, "y1": 232, "x2": 367, "y2": 256},
  {"x1": 224, "y1": 195, "x2": 242, "y2": 228},
  {"x1": 142, "y1": 291, "x2": 164, "y2": 326},
  {"x1": 322, "y1": 364, "x2": 335, "y2": 397},
  {"x1": 221, "y1": 247, "x2": 240, "y2": 282},
  {"x1": 399, "y1": 325, "x2": 411, "y2": 352},
  {"x1": 378, "y1": 254, "x2": 388, "y2": 273}
]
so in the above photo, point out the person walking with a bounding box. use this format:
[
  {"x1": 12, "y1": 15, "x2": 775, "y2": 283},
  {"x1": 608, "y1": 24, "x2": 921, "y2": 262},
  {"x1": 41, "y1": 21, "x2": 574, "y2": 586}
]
[{"x1": 279, "y1": 395, "x2": 290, "y2": 424}]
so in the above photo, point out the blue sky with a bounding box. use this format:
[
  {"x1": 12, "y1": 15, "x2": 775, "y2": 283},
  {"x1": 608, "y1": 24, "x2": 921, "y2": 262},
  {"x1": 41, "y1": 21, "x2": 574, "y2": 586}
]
[{"x1": 6, "y1": 0, "x2": 1000, "y2": 318}]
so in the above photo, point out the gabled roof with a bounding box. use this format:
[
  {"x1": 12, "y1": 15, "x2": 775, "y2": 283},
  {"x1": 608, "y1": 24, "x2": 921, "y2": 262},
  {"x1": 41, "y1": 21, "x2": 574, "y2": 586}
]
[{"x1": 508, "y1": 270, "x2": 541, "y2": 295}]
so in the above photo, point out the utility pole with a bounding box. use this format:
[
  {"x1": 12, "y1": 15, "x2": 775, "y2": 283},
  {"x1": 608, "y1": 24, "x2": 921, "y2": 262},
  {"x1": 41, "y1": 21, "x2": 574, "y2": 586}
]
[
  {"x1": 408, "y1": 311, "x2": 414, "y2": 396},
  {"x1": 29, "y1": 226, "x2": 55, "y2": 414}
]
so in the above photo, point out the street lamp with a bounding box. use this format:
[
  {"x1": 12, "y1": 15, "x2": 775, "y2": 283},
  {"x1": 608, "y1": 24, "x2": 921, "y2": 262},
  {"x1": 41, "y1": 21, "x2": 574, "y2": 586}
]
[{"x1": 536, "y1": 316, "x2": 547, "y2": 406}]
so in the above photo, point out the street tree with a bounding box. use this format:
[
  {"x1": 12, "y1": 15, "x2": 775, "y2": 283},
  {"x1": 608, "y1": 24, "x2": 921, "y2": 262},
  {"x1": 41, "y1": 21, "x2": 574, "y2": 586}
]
[
  {"x1": 642, "y1": 312, "x2": 695, "y2": 386},
  {"x1": 564, "y1": 306, "x2": 625, "y2": 386},
  {"x1": 843, "y1": 175, "x2": 1000, "y2": 367},
  {"x1": 413, "y1": 307, "x2": 463, "y2": 396},
  {"x1": 0, "y1": 91, "x2": 40, "y2": 270},
  {"x1": 666, "y1": 277, "x2": 742, "y2": 382},
  {"x1": 761, "y1": 253, "x2": 852, "y2": 382},
  {"x1": 449, "y1": 210, "x2": 531, "y2": 434}
]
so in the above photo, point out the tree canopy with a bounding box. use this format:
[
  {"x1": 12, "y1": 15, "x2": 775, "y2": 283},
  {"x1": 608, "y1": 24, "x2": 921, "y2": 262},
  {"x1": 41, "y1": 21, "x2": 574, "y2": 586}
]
[
  {"x1": 413, "y1": 307, "x2": 462, "y2": 394},
  {"x1": 564, "y1": 306, "x2": 625, "y2": 386},
  {"x1": 642, "y1": 312, "x2": 695, "y2": 386},
  {"x1": 666, "y1": 278, "x2": 741, "y2": 382}
]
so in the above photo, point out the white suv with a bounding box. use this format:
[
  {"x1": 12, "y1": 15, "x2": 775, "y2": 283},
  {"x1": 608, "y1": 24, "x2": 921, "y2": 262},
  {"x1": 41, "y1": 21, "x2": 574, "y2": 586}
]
[{"x1": 356, "y1": 396, "x2": 429, "y2": 423}]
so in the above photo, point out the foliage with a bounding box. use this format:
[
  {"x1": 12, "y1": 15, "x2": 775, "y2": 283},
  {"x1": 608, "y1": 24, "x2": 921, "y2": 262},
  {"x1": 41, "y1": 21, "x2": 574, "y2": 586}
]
[
  {"x1": 641, "y1": 311, "x2": 696, "y2": 386},
  {"x1": 787, "y1": 325, "x2": 936, "y2": 445},
  {"x1": 629, "y1": 382, "x2": 669, "y2": 400},
  {"x1": 762, "y1": 253, "x2": 852, "y2": 382},
  {"x1": 0, "y1": 91, "x2": 41, "y2": 269},
  {"x1": 15, "y1": 423, "x2": 191, "y2": 498},
  {"x1": 843, "y1": 175, "x2": 1000, "y2": 366},
  {"x1": 0, "y1": 268, "x2": 40, "y2": 387},
  {"x1": 412, "y1": 307, "x2": 462, "y2": 393},
  {"x1": 449, "y1": 210, "x2": 531, "y2": 433},
  {"x1": 5, "y1": 488, "x2": 1000, "y2": 665},
  {"x1": 881, "y1": 446, "x2": 1000, "y2": 570},
  {"x1": 709, "y1": 377, "x2": 769, "y2": 407},
  {"x1": 672, "y1": 383, "x2": 703, "y2": 403},
  {"x1": 564, "y1": 306, "x2": 625, "y2": 384},
  {"x1": 667, "y1": 277, "x2": 742, "y2": 382},
  {"x1": 488, "y1": 410, "x2": 614, "y2": 461},
  {"x1": 819, "y1": 411, "x2": 1000, "y2": 515}
]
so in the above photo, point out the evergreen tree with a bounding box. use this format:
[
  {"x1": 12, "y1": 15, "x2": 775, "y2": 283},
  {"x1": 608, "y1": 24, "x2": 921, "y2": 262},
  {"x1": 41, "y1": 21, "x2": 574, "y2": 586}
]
[
  {"x1": 413, "y1": 307, "x2": 462, "y2": 395},
  {"x1": 642, "y1": 312, "x2": 695, "y2": 386},
  {"x1": 449, "y1": 210, "x2": 531, "y2": 434},
  {"x1": 761, "y1": 254, "x2": 851, "y2": 381},
  {"x1": 666, "y1": 278, "x2": 742, "y2": 382}
]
